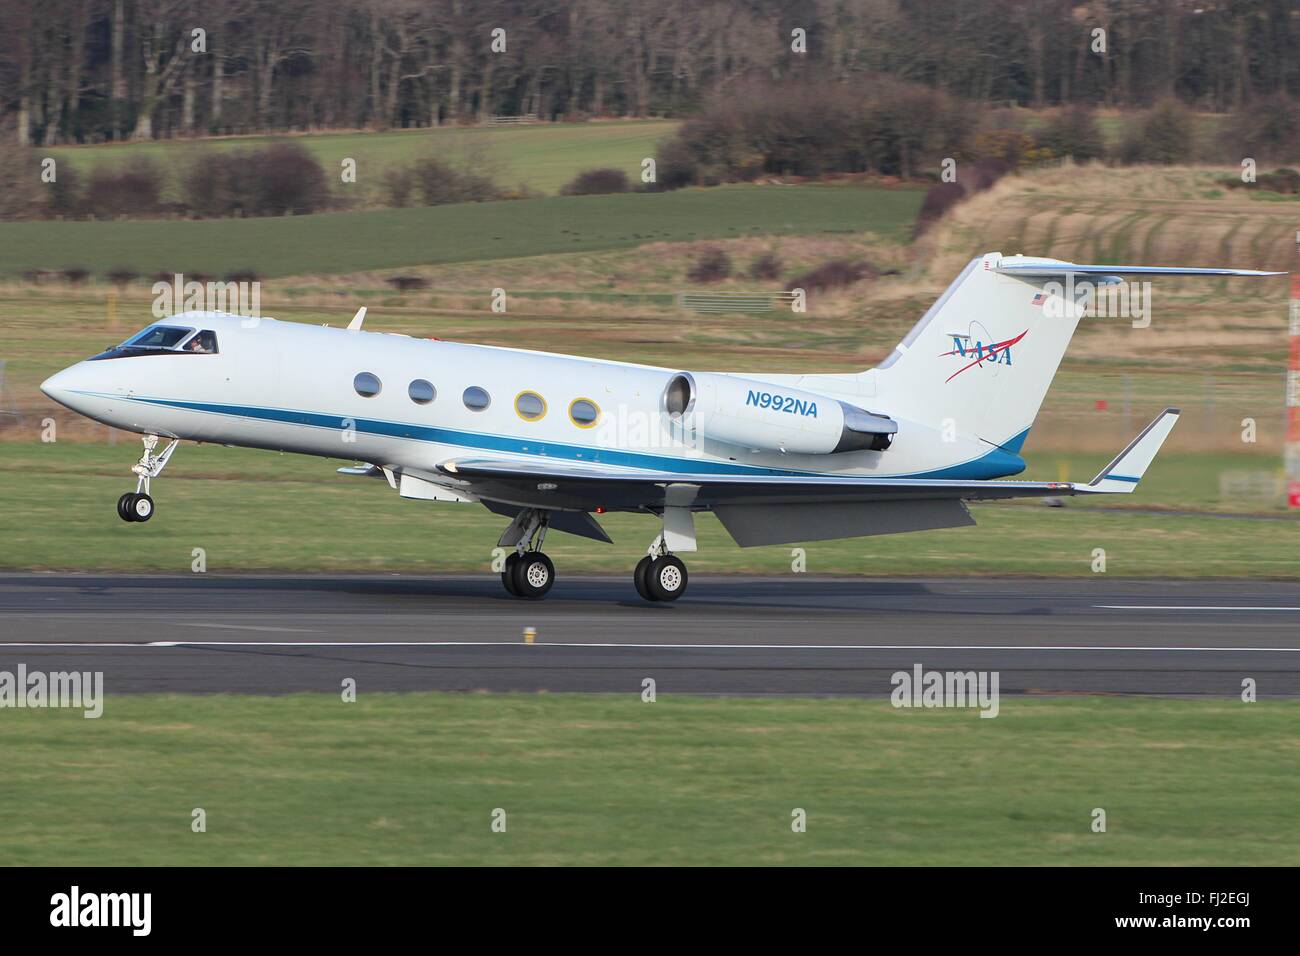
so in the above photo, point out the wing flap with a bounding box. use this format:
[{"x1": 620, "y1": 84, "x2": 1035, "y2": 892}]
[{"x1": 715, "y1": 499, "x2": 975, "y2": 547}]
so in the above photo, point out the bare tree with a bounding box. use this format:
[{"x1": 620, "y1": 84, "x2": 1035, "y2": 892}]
[{"x1": 131, "y1": 0, "x2": 192, "y2": 140}]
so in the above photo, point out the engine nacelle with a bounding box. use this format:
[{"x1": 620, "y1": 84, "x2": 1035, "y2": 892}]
[{"x1": 662, "y1": 371, "x2": 895, "y2": 456}]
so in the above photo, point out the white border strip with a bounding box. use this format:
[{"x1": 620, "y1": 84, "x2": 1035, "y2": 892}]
[{"x1": 0, "y1": 641, "x2": 1296, "y2": 652}]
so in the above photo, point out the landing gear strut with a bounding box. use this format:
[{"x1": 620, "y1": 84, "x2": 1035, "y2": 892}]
[
  {"x1": 499, "y1": 509, "x2": 555, "y2": 599},
  {"x1": 635, "y1": 533, "x2": 688, "y2": 602},
  {"x1": 118, "y1": 434, "x2": 178, "y2": 523}
]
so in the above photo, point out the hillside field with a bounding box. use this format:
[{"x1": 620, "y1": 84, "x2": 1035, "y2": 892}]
[{"x1": 0, "y1": 182, "x2": 922, "y2": 278}]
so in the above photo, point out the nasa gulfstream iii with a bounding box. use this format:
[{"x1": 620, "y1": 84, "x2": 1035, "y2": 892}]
[{"x1": 41, "y1": 252, "x2": 1281, "y2": 601}]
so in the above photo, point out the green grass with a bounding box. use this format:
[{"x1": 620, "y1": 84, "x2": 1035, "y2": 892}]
[
  {"x1": 0, "y1": 183, "x2": 922, "y2": 278},
  {"x1": 0, "y1": 441, "x2": 1296, "y2": 577},
  {"x1": 44, "y1": 120, "x2": 681, "y2": 198},
  {"x1": 2, "y1": 693, "x2": 1294, "y2": 865}
]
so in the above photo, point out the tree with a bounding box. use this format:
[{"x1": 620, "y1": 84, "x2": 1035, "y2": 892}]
[{"x1": 131, "y1": 0, "x2": 192, "y2": 140}]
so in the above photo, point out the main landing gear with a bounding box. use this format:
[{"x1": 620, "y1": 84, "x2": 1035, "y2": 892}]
[
  {"x1": 495, "y1": 508, "x2": 692, "y2": 602},
  {"x1": 500, "y1": 510, "x2": 555, "y2": 599},
  {"x1": 634, "y1": 533, "x2": 689, "y2": 602},
  {"x1": 117, "y1": 434, "x2": 178, "y2": 523}
]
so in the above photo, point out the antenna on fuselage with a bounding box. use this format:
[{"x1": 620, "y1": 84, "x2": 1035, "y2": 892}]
[{"x1": 347, "y1": 307, "x2": 367, "y2": 331}]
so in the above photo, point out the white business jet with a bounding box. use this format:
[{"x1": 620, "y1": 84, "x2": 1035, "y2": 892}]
[{"x1": 41, "y1": 252, "x2": 1280, "y2": 601}]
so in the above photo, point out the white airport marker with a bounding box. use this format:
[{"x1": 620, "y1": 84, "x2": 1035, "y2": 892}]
[{"x1": 1095, "y1": 605, "x2": 1300, "y2": 611}]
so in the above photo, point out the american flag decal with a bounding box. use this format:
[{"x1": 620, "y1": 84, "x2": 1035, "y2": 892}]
[{"x1": 1030, "y1": 291, "x2": 1048, "y2": 306}]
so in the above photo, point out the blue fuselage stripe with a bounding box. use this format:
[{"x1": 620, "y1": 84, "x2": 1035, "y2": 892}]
[{"x1": 115, "y1": 393, "x2": 1029, "y2": 481}]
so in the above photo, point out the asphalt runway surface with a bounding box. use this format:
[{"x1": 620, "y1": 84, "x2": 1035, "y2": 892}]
[{"x1": 1, "y1": 573, "x2": 1298, "y2": 697}]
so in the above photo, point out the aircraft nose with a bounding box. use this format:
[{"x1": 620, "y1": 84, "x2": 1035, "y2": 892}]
[
  {"x1": 40, "y1": 363, "x2": 100, "y2": 412},
  {"x1": 40, "y1": 368, "x2": 75, "y2": 405}
]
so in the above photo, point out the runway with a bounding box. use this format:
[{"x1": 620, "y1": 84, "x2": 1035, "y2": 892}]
[{"x1": 1, "y1": 573, "x2": 1298, "y2": 696}]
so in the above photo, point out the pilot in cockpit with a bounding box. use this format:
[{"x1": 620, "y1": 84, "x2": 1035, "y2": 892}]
[{"x1": 186, "y1": 330, "x2": 218, "y2": 353}]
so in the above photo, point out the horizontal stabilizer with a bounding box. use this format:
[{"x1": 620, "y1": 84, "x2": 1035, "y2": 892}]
[{"x1": 996, "y1": 263, "x2": 1283, "y2": 279}]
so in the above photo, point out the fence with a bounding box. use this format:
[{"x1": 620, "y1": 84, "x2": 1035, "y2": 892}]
[
  {"x1": 485, "y1": 114, "x2": 540, "y2": 126},
  {"x1": 677, "y1": 291, "x2": 799, "y2": 315}
]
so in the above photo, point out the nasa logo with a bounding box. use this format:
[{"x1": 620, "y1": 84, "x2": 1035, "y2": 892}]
[{"x1": 940, "y1": 324, "x2": 1027, "y2": 383}]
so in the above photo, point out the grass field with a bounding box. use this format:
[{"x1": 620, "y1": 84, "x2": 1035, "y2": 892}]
[
  {"x1": 43, "y1": 120, "x2": 681, "y2": 199},
  {"x1": 1, "y1": 693, "x2": 1294, "y2": 866},
  {"x1": 0, "y1": 182, "x2": 921, "y2": 278},
  {"x1": 0, "y1": 441, "x2": 1295, "y2": 577}
]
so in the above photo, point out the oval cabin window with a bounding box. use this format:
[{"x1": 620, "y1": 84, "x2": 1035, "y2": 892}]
[
  {"x1": 408, "y1": 379, "x2": 436, "y2": 404},
  {"x1": 569, "y1": 398, "x2": 600, "y2": 428},
  {"x1": 515, "y1": 391, "x2": 546, "y2": 421},
  {"x1": 354, "y1": 372, "x2": 382, "y2": 397}
]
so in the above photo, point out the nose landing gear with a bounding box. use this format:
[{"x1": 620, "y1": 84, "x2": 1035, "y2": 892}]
[
  {"x1": 117, "y1": 490, "x2": 154, "y2": 522},
  {"x1": 118, "y1": 434, "x2": 178, "y2": 523}
]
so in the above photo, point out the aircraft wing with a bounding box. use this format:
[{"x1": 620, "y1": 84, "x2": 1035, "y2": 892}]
[
  {"x1": 995, "y1": 263, "x2": 1283, "y2": 279},
  {"x1": 436, "y1": 410, "x2": 1179, "y2": 546},
  {"x1": 442, "y1": 457, "x2": 1080, "y2": 506}
]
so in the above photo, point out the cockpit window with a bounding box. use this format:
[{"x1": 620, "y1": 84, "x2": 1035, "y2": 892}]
[
  {"x1": 184, "y1": 330, "x2": 219, "y2": 354},
  {"x1": 88, "y1": 324, "x2": 219, "y2": 361},
  {"x1": 123, "y1": 325, "x2": 195, "y2": 350}
]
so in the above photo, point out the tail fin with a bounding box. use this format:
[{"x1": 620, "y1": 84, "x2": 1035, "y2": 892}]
[
  {"x1": 872, "y1": 253, "x2": 1282, "y2": 452},
  {"x1": 872, "y1": 253, "x2": 1080, "y2": 452}
]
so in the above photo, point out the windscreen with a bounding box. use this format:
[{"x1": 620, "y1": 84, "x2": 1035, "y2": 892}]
[{"x1": 122, "y1": 325, "x2": 195, "y2": 350}]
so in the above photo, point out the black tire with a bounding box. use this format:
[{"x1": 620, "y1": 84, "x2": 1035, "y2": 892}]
[
  {"x1": 511, "y1": 551, "x2": 555, "y2": 599},
  {"x1": 501, "y1": 552, "x2": 521, "y2": 596},
  {"x1": 117, "y1": 492, "x2": 137, "y2": 522},
  {"x1": 647, "y1": 555, "x2": 687, "y2": 602},
  {"x1": 633, "y1": 555, "x2": 656, "y2": 601},
  {"x1": 131, "y1": 493, "x2": 154, "y2": 522}
]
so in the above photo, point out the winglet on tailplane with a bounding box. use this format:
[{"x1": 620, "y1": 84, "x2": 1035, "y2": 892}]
[{"x1": 1081, "y1": 408, "x2": 1181, "y2": 494}]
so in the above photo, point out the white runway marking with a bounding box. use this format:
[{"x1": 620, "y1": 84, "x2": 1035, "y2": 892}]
[
  {"x1": 1095, "y1": 605, "x2": 1300, "y2": 611},
  {"x1": 0, "y1": 641, "x2": 1296, "y2": 652},
  {"x1": 171, "y1": 622, "x2": 315, "y2": 633}
]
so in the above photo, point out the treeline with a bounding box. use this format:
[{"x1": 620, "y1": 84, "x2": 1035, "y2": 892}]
[
  {"x1": 4, "y1": 79, "x2": 1298, "y2": 222},
  {"x1": 653, "y1": 82, "x2": 1300, "y2": 188},
  {"x1": 3, "y1": 0, "x2": 1299, "y2": 146}
]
